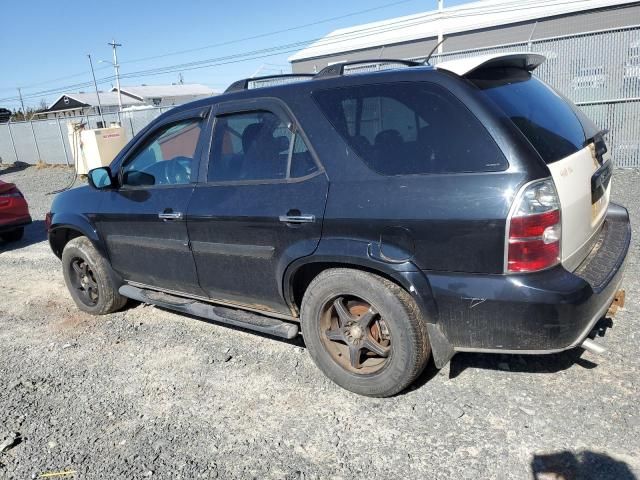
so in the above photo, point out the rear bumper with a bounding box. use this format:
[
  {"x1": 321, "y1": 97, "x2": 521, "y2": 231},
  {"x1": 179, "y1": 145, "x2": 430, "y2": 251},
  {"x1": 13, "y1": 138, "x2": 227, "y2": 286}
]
[
  {"x1": 0, "y1": 215, "x2": 32, "y2": 233},
  {"x1": 425, "y1": 203, "x2": 631, "y2": 353}
]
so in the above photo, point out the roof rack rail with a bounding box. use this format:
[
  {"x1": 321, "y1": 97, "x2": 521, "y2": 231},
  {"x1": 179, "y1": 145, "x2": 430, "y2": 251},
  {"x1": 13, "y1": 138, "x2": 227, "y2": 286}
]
[
  {"x1": 225, "y1": 74, "x2": 316, "y2": 93},
  {"x1": 315, "y1": 59, "x2": 423, "y2": 78}
]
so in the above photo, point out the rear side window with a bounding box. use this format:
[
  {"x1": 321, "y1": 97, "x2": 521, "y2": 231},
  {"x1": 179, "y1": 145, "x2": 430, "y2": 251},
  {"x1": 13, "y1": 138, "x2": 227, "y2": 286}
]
[
  {"x1": 469, "y1": 68, "x2": 588, "y2": 164},
  {"x1": 208, "y1": 110, "x2": 317, "y2": 182},
  {"x1": 313, "y1": 82, "x2": 507, "y2": 175}
]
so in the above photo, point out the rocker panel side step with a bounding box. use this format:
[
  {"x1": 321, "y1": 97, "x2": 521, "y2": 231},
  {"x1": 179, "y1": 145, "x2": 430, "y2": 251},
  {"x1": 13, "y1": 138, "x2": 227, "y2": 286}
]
[{"x1": 119, "y1": 285, "x2": 299, "y2": 339}]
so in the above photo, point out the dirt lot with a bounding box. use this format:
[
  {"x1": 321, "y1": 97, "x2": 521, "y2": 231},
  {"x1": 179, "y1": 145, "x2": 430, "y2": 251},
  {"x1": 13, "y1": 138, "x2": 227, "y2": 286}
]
[{"x1": 0, "y1": 164, "x2": 639, "y2": 479}]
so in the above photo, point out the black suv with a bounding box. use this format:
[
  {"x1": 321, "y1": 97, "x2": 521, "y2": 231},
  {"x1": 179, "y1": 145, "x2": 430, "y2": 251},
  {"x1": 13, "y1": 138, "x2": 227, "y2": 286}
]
[{"x1": 48, "y1": 54, "x2": 631, "y2": 397}]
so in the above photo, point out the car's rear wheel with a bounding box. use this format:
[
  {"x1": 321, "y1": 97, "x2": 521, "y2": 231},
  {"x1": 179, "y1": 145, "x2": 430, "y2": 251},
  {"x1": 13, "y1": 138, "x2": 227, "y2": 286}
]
[
  {"x1": 301, "y1": 268, "x2": 430, "y2": 397},
  {"x1": 61, "y1": 237, "x2": 127, "y2": 315},
  {"x1": 1, "y1": 227, "x2": 24, "y2": 243}
]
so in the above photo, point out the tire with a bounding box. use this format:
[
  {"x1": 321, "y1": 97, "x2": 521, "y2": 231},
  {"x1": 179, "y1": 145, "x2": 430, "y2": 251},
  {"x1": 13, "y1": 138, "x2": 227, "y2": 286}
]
[
  {"x1": 2, "y1": 227, "x2": 24, "y2": 242},
  {"x1": 61, "y1": 236, "x2": 127, "y2": 315},
  {"x1": 300, "y1": 268, "x2": 430, "y2": 397}
]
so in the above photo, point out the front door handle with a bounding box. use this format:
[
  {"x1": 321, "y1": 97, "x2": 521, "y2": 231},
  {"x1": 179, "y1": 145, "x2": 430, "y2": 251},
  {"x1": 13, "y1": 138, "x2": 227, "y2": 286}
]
[
  {"x1": 279, "y1": 214, "x2": 315, "y2": 224},
  {"x1": 158, "y1": 211, "x2": 184, "y2": 220}
]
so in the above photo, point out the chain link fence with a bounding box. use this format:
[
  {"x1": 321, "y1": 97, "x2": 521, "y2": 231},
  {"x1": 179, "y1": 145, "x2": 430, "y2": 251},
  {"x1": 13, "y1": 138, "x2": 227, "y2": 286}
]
[
  {"x1": 348, "y1": 25, "x2": 640, "y2": 168},
  {"x1": 0, "y1": 107, "x2": 169, "y2": 166},
  {"x1": 1, "y1": 25, "x2": 640, "y2": 167}
]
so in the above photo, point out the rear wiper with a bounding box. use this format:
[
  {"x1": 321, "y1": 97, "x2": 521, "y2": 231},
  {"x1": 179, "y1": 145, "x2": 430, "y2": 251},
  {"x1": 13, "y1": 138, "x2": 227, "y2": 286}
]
[
  {"x1": 585, "y1": 128, "x2": 609, "y2": 162},
  {"x1": 584, "y1": 128, "x2": 609, "y2": 148}
]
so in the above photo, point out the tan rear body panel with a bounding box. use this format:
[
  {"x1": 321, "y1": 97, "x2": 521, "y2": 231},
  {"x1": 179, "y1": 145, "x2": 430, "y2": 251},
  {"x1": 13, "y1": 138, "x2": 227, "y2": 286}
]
[{"x1": 547, "y1": 145, "x2": 611, "y2": 272}]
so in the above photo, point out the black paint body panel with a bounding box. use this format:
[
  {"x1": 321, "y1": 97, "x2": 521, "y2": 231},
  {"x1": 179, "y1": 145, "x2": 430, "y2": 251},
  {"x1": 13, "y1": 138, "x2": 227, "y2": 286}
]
[
  {"x1": 187, "y1": 174, "x2": 328, "y2": 314},
  {"x1": 48, "y1": 66, "x2": 630, "y2": 355},
  {"x1": 427, "y1": 205, "x2": 630, "y2": 351}
]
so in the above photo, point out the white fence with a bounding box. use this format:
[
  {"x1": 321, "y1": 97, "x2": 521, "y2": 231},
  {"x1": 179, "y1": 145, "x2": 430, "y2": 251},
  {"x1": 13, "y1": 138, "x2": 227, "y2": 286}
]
[
  {"x1": 0, "y1": 107, "x2": 170, "y2": 166},
  {"x1": 2, "y1": 25, "x2": 640, "y2": 167}
]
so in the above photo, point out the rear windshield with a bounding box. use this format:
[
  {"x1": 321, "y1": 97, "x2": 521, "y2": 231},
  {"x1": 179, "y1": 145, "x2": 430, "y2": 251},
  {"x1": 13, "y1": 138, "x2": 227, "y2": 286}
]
[
  {"x1": 469, "y1": 68, "x2": 591, "y2": 164},
  {"x1": 313, "y1": 82, "x2": 507, "y2": 175}
]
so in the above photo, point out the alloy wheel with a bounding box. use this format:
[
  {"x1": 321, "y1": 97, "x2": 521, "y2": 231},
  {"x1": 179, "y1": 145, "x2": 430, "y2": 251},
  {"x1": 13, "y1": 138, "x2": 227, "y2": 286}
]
[
  {"x1": 69, "y1": 257, "x2": 99, "y2": 306},
  {"x1": 319, "y1": 296, "x2": 392, "y2": 374}
]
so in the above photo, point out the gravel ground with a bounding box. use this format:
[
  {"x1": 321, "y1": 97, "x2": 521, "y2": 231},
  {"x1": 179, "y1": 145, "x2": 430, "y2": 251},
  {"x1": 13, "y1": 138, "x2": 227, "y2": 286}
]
[{"x1": 0, "y1": 164, "x2": 639, "y2": 480}]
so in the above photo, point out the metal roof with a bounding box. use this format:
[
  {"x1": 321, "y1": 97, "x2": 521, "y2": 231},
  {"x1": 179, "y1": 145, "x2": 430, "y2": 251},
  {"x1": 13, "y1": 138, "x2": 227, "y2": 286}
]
[
  {"x1": 289, "y1": 0, "x2": 639, "y2": 62},
  {"x1": 112, "y1": 84, "x2": 216, "y2": 100},
  {"x1": 47, "y1": 91, "x2": 143, "y2": 109}
]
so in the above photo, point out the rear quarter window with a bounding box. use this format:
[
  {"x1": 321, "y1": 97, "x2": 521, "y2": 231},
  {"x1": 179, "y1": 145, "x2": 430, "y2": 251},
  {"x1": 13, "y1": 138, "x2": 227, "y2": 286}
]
[{"x1": 313, "y1": 82, "x2": 507, "y2": 175}]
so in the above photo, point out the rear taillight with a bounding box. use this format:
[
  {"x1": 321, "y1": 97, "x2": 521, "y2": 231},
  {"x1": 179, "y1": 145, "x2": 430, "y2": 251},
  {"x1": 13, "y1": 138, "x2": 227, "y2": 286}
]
[{"x1": 506, "y1": 179, "x2": 561, "y2": 273}]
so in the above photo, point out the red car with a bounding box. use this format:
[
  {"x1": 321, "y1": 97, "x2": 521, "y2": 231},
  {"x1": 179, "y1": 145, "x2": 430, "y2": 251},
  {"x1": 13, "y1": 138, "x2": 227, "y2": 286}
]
[{"x1": 0, "y1": 180, "x2": 31, "y2": 242}]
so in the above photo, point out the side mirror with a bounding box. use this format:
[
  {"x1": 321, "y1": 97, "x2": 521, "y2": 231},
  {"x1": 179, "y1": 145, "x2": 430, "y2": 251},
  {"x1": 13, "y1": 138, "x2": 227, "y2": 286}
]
[{"x1": 88, "y1": 167, "x2": 114, "y2": 189}]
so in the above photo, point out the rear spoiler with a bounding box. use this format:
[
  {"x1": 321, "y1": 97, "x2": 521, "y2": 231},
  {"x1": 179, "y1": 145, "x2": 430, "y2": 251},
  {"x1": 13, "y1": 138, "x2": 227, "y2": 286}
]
[{"x1": 436, "y1": 52, "x2": 546, "y2": 77}]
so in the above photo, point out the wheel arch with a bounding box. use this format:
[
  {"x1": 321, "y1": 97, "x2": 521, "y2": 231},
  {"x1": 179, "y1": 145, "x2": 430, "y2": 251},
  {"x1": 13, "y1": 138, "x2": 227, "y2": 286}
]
[
  {"x1": 284, "y1": 253, "x2": 459, "y2": 368},
  {"x1": 283, "y1": 244, "x2": 438, "y2": 324},
  {"x1": 48, "y1": 214, "x2": 106, "y2": 259}
]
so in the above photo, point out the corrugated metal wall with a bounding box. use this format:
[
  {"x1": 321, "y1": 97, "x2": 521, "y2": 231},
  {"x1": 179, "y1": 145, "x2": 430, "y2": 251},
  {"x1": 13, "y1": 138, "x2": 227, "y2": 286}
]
[
  {"x1": 290, "y1": 4, "x2": 640, "y2": 73},
  {"x1": 346, "y1": 26, "x2": 640, "y2": 167},
  {"x1": 1, "y1": 27, "x2": 639, "y2": 167}
]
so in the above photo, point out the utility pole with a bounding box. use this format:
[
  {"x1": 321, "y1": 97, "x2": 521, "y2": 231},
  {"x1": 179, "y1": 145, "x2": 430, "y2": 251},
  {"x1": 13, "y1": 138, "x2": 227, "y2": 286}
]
[
  {"x1": 108, "y1": 39, "x2": 123, "y2": 117},
  {"x1": 437, "y1": 0, "x2": 444, "y2": 55},
  {"x1": 17, "y1": 88, "x2": 25, "y2": 119},
  {"x1": 87, "y1": 54, "x2": 106, "y2": 127}
]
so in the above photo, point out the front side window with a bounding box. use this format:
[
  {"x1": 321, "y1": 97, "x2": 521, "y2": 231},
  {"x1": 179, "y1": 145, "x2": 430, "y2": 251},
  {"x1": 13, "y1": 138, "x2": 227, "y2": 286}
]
[
  {"x1": 208, "y1": 110, "x2": 317, "y2": 182},
  {"x1": 313, "y1": 82, "x2": 507, "y2": 175},
  {"x1": 122, "y1": 119, "x2": 202, "y2": 187}
]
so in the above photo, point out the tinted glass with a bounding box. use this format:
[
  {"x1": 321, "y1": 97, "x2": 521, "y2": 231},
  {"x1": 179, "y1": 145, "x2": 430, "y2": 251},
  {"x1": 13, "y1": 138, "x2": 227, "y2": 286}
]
[
  {"x1": 209, "y1": 111, "x2": 317, "y2": 181},
  {"x1": 469, "y1": 68, "x2": 588, "y2": 164},
  {"x1": 122, "y1": 119, "x2": 201, "y2": 186},
  {"x1": 209, "y1": 111, "x2": 290, "y2": 181},
  {"x1": 290, "y1": 134, "x2": 318, "y2": 178},
  {"x1": 313, "y1": 82, "x2": 507, "y2": 175}
]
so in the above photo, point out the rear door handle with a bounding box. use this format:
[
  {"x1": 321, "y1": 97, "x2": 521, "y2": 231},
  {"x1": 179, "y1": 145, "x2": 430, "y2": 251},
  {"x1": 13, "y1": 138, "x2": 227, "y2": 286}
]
[
  {"x1": 158, "y1": 211, "x2": 184, "y2": 220},
  {"x1": 279, "y1": 214, "x2": 315, "y2": 224}
]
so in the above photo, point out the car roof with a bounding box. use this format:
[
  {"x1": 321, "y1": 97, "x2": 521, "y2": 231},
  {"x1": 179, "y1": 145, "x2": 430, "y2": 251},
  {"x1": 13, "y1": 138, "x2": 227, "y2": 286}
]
[
  {"x1": 167, "y1": 63, "x2": 438, "y2": 115},
  {"x1": 167, "y1": 52, "x2": 545, "y2": 117}
]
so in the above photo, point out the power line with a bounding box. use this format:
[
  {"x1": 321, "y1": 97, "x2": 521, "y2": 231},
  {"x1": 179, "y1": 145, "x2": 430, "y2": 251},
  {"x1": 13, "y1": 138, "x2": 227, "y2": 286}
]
[
  {"x1": 110, "y1": 0, "x2": 565, "y2": 78},
  {"x1": 119, "y1": 0, "x2": 418, "y2": 65},
  {"x1": 0, "y1": 0, "x2": 417, "y2": 101},
  {"x1": 0, "y1": 0, "x2": 591, "y2": 105},
  {"x1": 113, "y1": 0, "x2": 595, "y2": 79}
]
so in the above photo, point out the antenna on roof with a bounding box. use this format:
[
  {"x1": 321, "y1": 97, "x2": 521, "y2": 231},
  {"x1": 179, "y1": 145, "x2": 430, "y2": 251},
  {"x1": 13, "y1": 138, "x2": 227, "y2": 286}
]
[{"x1": 424, "y1": 37, "x2": 447, "y2": 66}]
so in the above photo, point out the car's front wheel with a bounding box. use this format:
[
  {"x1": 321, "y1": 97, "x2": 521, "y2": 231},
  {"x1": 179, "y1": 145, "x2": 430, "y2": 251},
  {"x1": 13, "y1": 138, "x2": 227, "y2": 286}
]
[
  {"x1": 61, "y1": 237, "x2": 127, "y2": 315},
  {"x1": 301, "y1": 269, "x2": 430, "y2": 397}
]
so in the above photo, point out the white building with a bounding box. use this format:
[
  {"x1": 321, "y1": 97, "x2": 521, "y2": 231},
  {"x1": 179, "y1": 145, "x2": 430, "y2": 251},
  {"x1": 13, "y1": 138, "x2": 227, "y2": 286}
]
[
  {"x1": 34, "y1": 84, "x2": 217, "y2": 120},
  {"x1": 33, "y1": 92, "x2": 143, "y2": 120},
  {"x1": 113, "y1": 84, "x2": 216, "y2": 107},
  {"x1": 289, "y1": 0, "x2": 640, "y2": 72}
]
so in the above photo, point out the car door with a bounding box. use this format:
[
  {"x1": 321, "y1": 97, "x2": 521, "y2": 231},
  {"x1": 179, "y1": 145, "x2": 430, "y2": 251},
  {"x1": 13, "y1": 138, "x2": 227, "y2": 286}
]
[
  {"x1": 96, "y1": 107, "x2": 209, "y2": 294},
  {"x1": 187, "y1": 99, "x2": 328, "y2": 316}
]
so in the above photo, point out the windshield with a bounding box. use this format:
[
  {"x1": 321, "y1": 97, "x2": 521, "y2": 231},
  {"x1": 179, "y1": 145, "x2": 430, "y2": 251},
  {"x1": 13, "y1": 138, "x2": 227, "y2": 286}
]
[{"x1": 469, "y1": 67, "x2": 593, "y2": 164}]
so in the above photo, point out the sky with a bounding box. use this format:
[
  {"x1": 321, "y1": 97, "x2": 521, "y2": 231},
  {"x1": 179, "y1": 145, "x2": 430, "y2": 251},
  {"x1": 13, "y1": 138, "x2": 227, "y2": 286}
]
[{"x1": 0, "y1": 0, "x2": 472, "y2": 111}]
